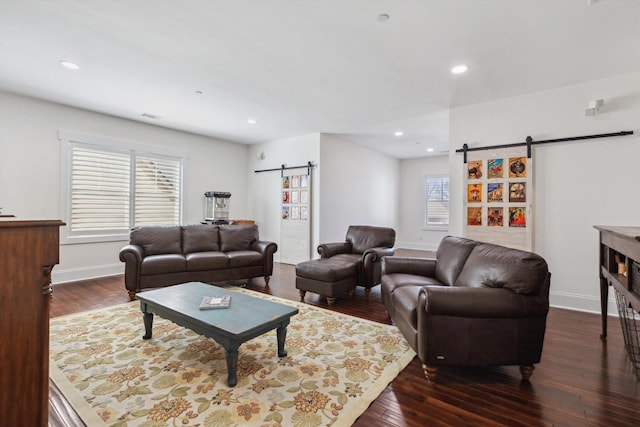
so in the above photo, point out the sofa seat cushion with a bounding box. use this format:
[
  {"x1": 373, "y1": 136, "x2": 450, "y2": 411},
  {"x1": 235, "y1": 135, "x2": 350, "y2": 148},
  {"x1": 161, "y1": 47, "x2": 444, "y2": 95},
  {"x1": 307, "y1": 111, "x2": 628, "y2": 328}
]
[
  {"x1": 327, "y1": 253, "x2": 362, "y2": 270},
  {"x1": 393, "y1": 285, "x2": 424, "y2": 330},
  {"x1": 185, "y1": 252, "x2": 229, "y2": 271},
  {"x1": 141, "y1": 254, "x2": 186, "y2": 275},
  {"x1": 227, "y1": 250, "x2": 264, "y2": 268}
]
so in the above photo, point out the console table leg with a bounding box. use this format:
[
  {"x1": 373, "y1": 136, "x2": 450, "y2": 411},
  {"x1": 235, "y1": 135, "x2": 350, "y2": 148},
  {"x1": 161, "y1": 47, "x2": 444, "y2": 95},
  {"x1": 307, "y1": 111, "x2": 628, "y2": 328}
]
[
  {"x1": 600, "y1": 277, "x2": 609, "y2": 338},
  {"x1": 142, "y1": 312, "x2": 154, "y2": 340}
]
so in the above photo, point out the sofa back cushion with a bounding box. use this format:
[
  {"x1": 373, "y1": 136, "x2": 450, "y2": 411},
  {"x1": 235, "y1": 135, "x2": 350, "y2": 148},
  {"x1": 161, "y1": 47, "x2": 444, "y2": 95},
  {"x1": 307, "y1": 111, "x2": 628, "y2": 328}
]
[
  {"x1": 130, "y1": 226, "x2": 181, "y2": 256},
  {"x1": 346, "y1": 225, "x2": 396, "y2": 254},
  {"x1": 434, "y1": 236, "x2": 480, "y2": 286},
  {"x1": 219, "y1": 224, "x2": 258, "y2": 252},
  {"x1": 182, "y1": 224, "x2": 219, "y2": 253},
  {"x1": 454, "y1": 243, "x2": 549, "y2": 294}
]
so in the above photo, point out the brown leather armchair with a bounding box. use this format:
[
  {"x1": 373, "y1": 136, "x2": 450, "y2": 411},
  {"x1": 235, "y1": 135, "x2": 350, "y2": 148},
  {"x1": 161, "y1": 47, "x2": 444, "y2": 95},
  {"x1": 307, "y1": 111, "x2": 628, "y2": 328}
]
[
  {"x1": 381, "y1": 236, "x2": 550, "y2": 382},
  {"x1": 317, "y1": 225, "x2": 395, "y2": 294}
]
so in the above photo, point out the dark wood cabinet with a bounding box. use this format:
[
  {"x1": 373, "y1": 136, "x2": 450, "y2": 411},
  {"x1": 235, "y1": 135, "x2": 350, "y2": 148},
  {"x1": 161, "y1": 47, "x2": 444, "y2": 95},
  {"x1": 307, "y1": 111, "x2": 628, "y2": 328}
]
[{"x1": 0, "y1": 219, "x2": 64, "y2": 426}]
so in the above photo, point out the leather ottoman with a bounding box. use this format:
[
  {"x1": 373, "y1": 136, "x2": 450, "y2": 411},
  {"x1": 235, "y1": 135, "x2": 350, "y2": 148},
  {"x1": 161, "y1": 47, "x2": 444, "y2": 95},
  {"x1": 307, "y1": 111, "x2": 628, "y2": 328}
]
[{"x1": 295, "y1": 258, "x2": 358, "y2": 305}]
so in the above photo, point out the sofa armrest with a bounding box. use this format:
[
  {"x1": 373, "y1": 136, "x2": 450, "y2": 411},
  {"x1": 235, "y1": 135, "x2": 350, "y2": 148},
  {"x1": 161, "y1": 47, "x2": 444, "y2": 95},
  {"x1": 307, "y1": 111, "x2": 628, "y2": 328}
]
[
  {"x1": 251, "y1": 240, "x2": 278, "y2": 275},
  {"x1": 317, "y1": 242, "x2": 351, "y2": 258},
  {"x1": 382, "y1": 256, "x2": 436, "y2": 277},
  {"x1": 119, "y1": 244, "x2": 144, "y2": 292},
  {"x1": 419, "y1": 286, "x2": 549, "y2": 319}
]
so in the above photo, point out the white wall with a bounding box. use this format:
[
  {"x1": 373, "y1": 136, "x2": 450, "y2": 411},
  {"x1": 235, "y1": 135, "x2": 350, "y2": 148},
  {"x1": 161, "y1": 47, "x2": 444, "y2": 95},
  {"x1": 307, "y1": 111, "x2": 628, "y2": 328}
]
[
  {"x1": 397, "y1": 155, "x2": 449, "y2": 250},
  {"x1": 449, "y1": 71, "x2": 640, "y2": 314},
  {"x1": 246, "y1": 134, "x2": 321, "y2": 261},
  {"x1": 0, "y1": 91, "x2": 249, "y2": 283},
  {"x1": 319, "y1": 134, "x2": 399, "y2": 244}
]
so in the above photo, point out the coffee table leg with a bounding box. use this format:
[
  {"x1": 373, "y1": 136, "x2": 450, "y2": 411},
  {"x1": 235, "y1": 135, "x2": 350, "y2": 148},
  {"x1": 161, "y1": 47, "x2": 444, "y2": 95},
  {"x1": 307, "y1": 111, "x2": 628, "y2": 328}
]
[
  {"x1": 277, "y1": 322, "x2": 289, "y2": 357},
  {"x1": 224, "y1": 345, "x2": 239, "y2": 387},
  {"x1": 142, "y1": 312, "x2": 154, "y2": 340}
]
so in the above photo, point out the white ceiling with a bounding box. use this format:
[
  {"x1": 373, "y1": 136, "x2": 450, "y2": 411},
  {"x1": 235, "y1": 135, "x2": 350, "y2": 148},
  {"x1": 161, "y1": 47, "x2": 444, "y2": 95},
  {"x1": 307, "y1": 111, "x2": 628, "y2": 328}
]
[{"x1": 1, "y1": 0, "x2": 639, "y2": 159}]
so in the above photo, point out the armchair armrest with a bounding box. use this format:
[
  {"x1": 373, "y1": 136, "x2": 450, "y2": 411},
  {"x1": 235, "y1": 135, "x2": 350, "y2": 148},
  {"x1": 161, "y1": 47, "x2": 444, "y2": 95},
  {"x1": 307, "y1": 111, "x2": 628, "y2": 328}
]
[
  {"x1": 317, "y1": 242, "x2": 351, "y2": 258},
  {"x1": 419, "y1": 286, "x2": 549, "y2": 319},
  {"x1": 382, "y1": 256, "x2": 436, "y2": 277},
  {"x1": 363, "y1": 246, "x2": 394, "y2": 262}
]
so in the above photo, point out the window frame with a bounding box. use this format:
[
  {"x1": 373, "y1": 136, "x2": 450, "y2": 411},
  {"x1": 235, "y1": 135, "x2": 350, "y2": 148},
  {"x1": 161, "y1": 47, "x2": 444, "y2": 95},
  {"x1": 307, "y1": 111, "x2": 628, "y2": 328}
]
[
  {"x1": 424, "y1": 174, "x2": 449, "y2": 231},
  {"x1": 59, "y1": 131, "x2": 187, "y2": 244}
]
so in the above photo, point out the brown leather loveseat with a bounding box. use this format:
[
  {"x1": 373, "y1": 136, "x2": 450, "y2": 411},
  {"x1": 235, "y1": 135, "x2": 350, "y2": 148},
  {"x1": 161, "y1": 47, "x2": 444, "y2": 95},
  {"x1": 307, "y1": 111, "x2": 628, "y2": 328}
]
[
  {"x1": 381, "y1": 236, "x2": 550, "y2": 382},
  {"x1": 119, "y1": 224, "x2": 277, "y2": 300}
]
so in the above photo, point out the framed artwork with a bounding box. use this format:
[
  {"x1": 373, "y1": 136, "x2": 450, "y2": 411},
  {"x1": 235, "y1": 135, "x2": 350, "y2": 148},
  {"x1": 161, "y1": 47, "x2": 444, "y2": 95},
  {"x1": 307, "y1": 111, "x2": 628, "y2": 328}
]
[
  {"x1": 468, "y1": 160, "x2": 483, "y2": 179},
  {"x1": 281, "y1": 206, "x2": 290, "y2": 219},
  {"x1": 488, "y1": 158, "x2": 504, "y2": 179},
  {"x1": 282, "y1": 176, "x2": 290, "y2": 189},
  {"x1": 467, "y1": 207, "x2": 482, "y2": 226},
  {"x1": 291, "y1": 191, "x2": 299, "y2": 204},
  {"x1": 282, "y1": 191, "x2": 290, "y2": 204},
  {"x1": 488, "y1": 207, "x2": 504, "y2": 227},
  {"x1": 508, "y1": 182, "x2": 526, "y2": 202},
  {"x1": 468, "y1": 183, "x2": 482, "y2": 202},
  {"x1": 509, "y1": 207, "x2": 526, "y2": 227},
  {"x1": 300, "y1": 175, "x2": 308, "y2": 188},
  {"x1": 291, "y1": 206, "x2": 299, "y2": 220},
  {"x1": 487, "y1": 183, "x2": 503, "y2": 202},
  {"x1": 291, "y1": 175, "x2": 300, "y2": 188},
  {"x1": 300, "y1": 206, "x2": 308, "y2": 220},
  {"x1": 300, "y1": 190, "x2": 308, "y2": 204},
  {"x1": 509, "y1": 157, "x2": 526, "y2": 178}
]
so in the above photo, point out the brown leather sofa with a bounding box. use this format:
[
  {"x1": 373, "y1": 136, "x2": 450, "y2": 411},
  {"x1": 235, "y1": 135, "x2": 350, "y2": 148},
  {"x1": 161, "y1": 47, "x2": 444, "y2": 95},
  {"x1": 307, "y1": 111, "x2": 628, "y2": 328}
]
[
  {"x1": 119, "y1": 224, "x2": 277, "y2": 300},
  {"x1": 381, "y1": 236, "x2": 550, "y2": 382},
  {"x1": 316, "y1": 225, "x2": 396, "y2": 294}
]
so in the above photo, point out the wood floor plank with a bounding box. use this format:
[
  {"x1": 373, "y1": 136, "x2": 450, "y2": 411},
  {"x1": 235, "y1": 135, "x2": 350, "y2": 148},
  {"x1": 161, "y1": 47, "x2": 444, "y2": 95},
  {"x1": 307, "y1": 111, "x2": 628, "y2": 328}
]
[{"x1": 48, "y1": 253, "x2": 640, "y2": 426}]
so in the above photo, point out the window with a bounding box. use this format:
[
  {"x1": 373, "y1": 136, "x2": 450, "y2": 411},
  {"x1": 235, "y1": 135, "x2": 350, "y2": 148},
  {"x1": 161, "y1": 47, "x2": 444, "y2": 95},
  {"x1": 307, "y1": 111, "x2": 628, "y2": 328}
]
[
  {"x1": 425, "y1": 175, "x2": 449, "y2": 230},
  {"x1": 60, "y1": 131, "x2": 185, "y2": 243}
]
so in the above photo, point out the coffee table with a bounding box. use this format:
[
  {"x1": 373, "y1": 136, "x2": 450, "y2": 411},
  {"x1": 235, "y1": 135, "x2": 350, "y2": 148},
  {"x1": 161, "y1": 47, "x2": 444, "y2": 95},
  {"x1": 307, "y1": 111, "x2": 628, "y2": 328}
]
[{"x1": 136, "y1": 281, "x2": 298, "y2": 387}]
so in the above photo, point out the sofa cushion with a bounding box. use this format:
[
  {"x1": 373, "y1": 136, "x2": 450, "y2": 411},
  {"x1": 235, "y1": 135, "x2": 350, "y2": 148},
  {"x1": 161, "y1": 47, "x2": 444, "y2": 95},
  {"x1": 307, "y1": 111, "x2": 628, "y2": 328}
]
[
  {"x1": 131, "y1": 226, "x2": 182, "y2": 256},
  {"x1": 182, "y1": 224, "x2": 219, "y2": 253},
  {"x1": 140, "y1": 254, "x2": 186, "y2": 274},
  {"x1": 434, "y1": 236, "x2": 479, "y2": 286},
  {"x1": 227, "y1": 250, "x2": 264, "y2": 268},
  {"x1": 185, "y1": 251, "x2": 229, "y2": 271},
  {"x1": 454, "y1": 243, "x2": 549, "y2": 294},
  {"x1": 219, "y1": 225, "x2": 258, "y2": 252}
]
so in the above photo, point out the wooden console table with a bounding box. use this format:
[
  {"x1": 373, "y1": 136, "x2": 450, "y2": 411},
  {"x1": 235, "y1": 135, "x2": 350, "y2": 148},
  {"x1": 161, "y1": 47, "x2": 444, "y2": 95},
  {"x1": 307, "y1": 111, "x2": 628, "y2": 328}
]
[
  {"x1": 594, "y1": 225, "x2": 640, "y2": 380},
  {"x1": 0, "y1": 219, "x2": 64, "y2": 426}
]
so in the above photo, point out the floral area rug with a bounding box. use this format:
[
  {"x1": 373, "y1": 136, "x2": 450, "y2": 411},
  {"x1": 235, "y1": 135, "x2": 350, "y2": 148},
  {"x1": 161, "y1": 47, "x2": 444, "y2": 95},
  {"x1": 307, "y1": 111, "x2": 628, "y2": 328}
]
[{"x1": 50, "y1": 288, "x2": 415, "y2": 427}]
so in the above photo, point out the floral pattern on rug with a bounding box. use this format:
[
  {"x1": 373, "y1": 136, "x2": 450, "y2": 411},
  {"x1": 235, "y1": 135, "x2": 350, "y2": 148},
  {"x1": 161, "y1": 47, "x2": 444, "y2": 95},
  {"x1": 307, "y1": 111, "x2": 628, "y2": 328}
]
[{"x1": 50, "y1": 291, "x2": 415, "y2": 427}]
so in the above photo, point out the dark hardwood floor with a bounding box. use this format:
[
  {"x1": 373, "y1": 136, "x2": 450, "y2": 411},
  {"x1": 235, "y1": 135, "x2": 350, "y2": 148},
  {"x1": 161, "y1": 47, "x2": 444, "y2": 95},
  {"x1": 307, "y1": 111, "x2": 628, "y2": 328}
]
[{"x1": 49, "y1": 254, "x2": 640, "y2": 426}]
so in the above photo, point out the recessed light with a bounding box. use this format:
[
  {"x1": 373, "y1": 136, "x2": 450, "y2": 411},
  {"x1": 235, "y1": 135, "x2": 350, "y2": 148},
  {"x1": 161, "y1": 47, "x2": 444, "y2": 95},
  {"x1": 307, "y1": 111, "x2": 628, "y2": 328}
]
[
  {"x1": 141, "y1": 113, "x2": 162, "y2": 119},
  {"x1": 451, "y1": 64, "x2": 468, "y2": 74},
  {"x1": 377, "y1": 13, "x2": 390, "y2": 22},
  {"x1": 394, "y1": 131, "x2": 404, "y2": 137},
  {"x1": 426, "y1": 148, "x2": 435, "y2": 152},
  {"x1": 247, "y1": 119, "x2": 257, "y2": 125},
  {"x1": 59, "y1": 60, "x2": 80, "y2": 70},
  {"x1": 195, "y1": 90, "x2": 203, "y2": 95}
]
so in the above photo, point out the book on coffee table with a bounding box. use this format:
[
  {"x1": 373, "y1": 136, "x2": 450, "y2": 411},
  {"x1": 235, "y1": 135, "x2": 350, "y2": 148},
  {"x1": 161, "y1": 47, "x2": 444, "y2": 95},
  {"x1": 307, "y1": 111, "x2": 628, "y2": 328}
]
[{"x1": 199, "y1": 295, "x2": 231, "y2": 310}]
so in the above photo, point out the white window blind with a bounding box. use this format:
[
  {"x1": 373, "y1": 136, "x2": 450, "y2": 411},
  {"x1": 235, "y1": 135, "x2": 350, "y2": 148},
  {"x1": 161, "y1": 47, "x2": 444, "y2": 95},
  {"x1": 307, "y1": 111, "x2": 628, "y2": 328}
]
[
  {"x1": 62, "y1": 136, "x2": 184, "y2": 242},
  {"x1": 425, "y1": 175, "x2": 449, "y2": 230}
]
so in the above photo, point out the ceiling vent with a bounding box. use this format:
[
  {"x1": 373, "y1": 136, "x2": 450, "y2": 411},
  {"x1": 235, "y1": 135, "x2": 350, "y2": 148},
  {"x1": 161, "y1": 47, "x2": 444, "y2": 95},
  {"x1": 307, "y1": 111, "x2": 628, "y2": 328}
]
[{"x1": 141, "y1": 112, "x2": 162, "y2": 119}]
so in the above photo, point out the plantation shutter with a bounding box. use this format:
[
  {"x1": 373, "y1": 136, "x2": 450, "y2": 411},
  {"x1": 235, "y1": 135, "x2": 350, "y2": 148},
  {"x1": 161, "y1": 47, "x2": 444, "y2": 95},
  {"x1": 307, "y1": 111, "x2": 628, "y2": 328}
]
[
  {"x1": 69, "y1": 145, "x2": 131, "y2": 233},
  {"x1": 425, "y1": 176, "x2": 449, "y2": 228},
  {"x1": 134, "y1": 155, "x2": 182, "y2": 227}
]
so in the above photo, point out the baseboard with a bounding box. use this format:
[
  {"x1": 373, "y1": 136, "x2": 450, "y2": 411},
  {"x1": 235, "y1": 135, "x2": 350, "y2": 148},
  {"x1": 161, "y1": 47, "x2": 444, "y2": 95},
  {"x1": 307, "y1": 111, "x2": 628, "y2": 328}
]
[
  {"x1": 52, "y1": 263, "x2": 123, "y2": 285},
  {"x1": 550, "y1": 290, "x2": 618, "y2": 317},
  {"x1": 395, "y1": 241, "x2": 439, "y2": 251}
]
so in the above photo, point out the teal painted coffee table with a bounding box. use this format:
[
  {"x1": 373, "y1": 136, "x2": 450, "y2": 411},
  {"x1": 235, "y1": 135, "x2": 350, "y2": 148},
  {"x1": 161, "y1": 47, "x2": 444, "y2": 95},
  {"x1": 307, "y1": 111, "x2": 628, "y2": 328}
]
[{"x1": 136, "y1": 281, "x2": 298, "y2": 387}]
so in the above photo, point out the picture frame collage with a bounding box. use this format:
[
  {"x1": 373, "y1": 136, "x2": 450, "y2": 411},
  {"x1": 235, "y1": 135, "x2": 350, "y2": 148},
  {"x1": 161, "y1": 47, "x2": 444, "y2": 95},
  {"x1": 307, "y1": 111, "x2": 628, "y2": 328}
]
[
  {"x1": 466, "y1": 156, "x2": 528, "y2": 229},
  {"x1": 281, "y1": 174, "x2": 309, "y2": 221}
]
